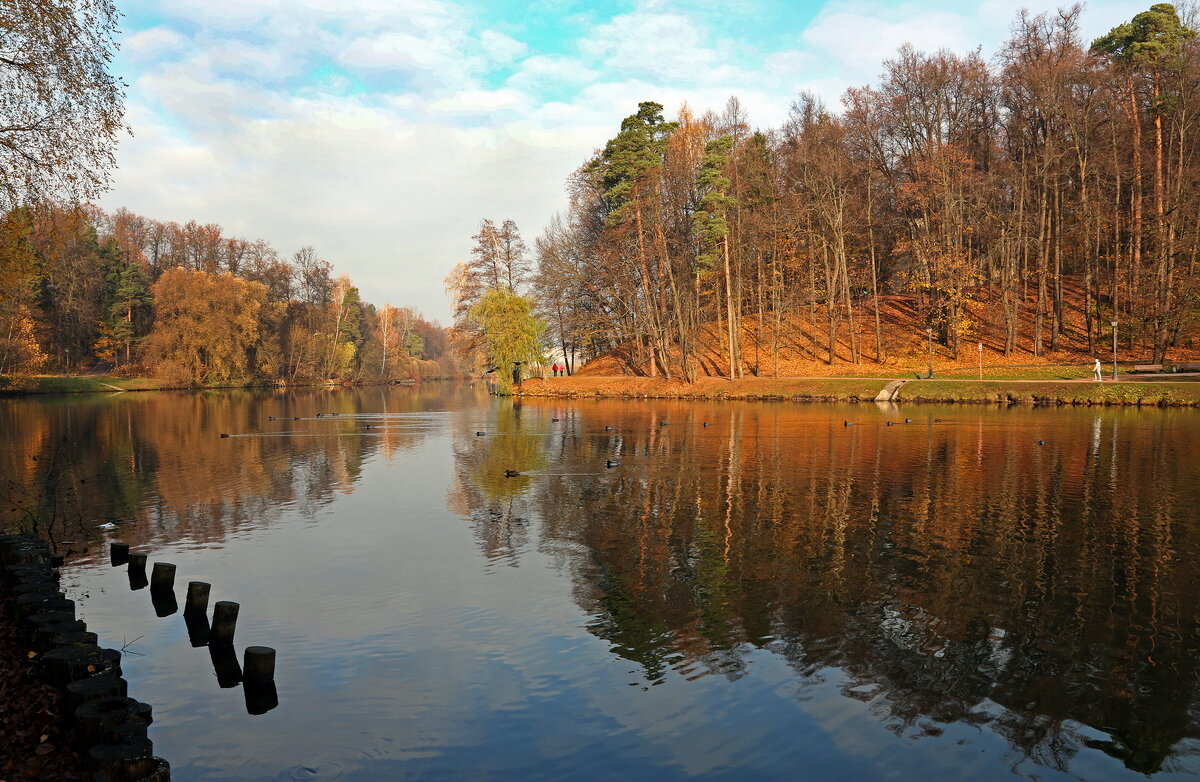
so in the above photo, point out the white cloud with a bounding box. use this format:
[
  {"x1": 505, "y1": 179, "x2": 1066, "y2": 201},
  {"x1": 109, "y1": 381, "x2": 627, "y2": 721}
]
[
  {"x1": 579, "y1": 10, "x2": 745, "y2": 84},
  {"x1": 507, "y1": 55, "x2": 600, "y2": 93},
  {"x1": 801, "y1": 2, "x2": 976, "y2": 83},
  {"x1": 480, "y1": 30, "x2": 527, "y2": 64},
  {"x1": 124, "y1": 27, "x2": 187, "y2": 61},
  {"x1": 430, "y1": 88, "x2": 528, "y2": 113}
]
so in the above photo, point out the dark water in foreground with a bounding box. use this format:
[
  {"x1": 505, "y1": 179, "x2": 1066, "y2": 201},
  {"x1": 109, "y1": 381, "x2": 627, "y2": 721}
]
[{"x1": 2, "y1": 385, "x2": 1199, "y2": 781}]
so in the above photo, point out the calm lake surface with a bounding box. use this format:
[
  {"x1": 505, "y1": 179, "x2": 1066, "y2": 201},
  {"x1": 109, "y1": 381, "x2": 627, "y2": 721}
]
[{"x1": 2, "y1": 384, "x2": 1199, "y2": 781}]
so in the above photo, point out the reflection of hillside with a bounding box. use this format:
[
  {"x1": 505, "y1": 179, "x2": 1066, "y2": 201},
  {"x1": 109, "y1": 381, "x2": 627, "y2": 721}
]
[
  {"x1": 0, "y1": 385, "x2": 472, "y2": 556},
  {"x1": 456, "y1": 401, "x2": 1200, "y2": 776}
]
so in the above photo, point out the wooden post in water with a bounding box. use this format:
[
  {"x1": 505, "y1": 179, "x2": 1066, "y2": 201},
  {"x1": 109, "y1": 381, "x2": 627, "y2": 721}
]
[
  {"x1": 184, "y1": 582, "x2": 210, "y2": 616},
  {"x1": 127, "y1": 553, "x2": 148, "y2": 590},
  {"x1": 210, "y1": 601, "x2": 239, "y2": 646},
  {"x1": 149, "y1": 562, "x2": 175, "y2": 592},
  {"x1": 127, "y1": 552, "x2": 146, "y2": 574},
  {"x1": 243, "y1": 646, "x2": 275, "y2": 684},
  {"x1": 110, "y1": 543, "x2": 129, "y2": 566}
]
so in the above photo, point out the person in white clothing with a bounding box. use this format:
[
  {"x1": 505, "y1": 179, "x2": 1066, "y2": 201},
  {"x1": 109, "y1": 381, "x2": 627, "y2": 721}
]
[{"x1": 1093, "y1": 357, "x2": 1103, "y2": 382}]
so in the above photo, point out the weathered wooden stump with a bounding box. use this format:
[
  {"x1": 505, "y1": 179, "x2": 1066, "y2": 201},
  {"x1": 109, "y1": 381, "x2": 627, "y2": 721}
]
[
  {"x1": 38, "y1": 627, "x2": 98, "y2": 653},
  {"x1": 87, "y1": 730, "x2": 156, "y2": 781},
  {"x1": 110, "y1": 542, "x2": 130, "y2": 566},
  {"x1": 89, "y1": 753, "x2": 170, "y2": 782},
  {"x1": 12, "y1": 580, "x2": 60, "y2": 596},
  {"x1": 16, "y1": 593, "x2": 74, "y2": 621},
  {"x1": 27, "y1": 610, "x2": 82, "y2": 641},
  {"x1": 0, "y1": 538, "x2": 49, "y2": 566},
  {"x1": 184, "y1": 581, "x2": 210, "y2": 616},
  {"x1": 66, "y1": 671, "x2": 128, "y2": 711},
  {"x1": 30, "y1": 618, "x2": 88, "y2": 650},
  {"x1": 127, "y1": 552, "x2": 147, "y2": 574},
  {"x1": 149, "y1": 562, "x2": 175, "y2": 592},
  {"x1": 42, "y1": 645, "x2": 121, "y2": 687},
  {"x1": 243, "y1": 646, "x2": 275, "y2": 684},
  {"x1": 133, "y1": 700, "x2": 153, "y2": 726},
  {"x1": 75, "y1": 696, "x2": 140, "y2": 745},
  {"x1": 210, "y1": 600, "x2": 239, "y2": 646}
]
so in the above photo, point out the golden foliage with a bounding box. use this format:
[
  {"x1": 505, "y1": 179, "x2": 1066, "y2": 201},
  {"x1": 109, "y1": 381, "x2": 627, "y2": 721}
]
[{"x1": 141, "y1": 268, "x2": 268, "y2": 384}]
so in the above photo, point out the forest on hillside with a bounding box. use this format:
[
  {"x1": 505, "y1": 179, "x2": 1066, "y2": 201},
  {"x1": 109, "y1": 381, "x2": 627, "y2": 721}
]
[
  {"x1": 0, "y1": 206, "x2": 453, "y2": 383},
  {"x1": 451, "y1": 4, "x2": 1200, "y2": 381}
]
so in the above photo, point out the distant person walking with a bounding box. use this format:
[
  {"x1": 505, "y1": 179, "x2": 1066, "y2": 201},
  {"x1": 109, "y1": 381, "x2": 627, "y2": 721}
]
[{"x1": 1093, "y1": 357, "x2": 1103, "y2": 382}]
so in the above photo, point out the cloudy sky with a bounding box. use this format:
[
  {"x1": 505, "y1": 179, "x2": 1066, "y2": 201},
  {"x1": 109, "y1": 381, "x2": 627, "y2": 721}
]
[{"x1": 102, "y1": 0, "x2": 1151, "y2": 323}]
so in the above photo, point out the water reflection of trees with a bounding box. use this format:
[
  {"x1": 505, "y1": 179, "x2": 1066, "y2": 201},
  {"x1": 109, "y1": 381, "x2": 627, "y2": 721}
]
[
  {"x1": 0, "y1": 385, "x2": 466, "y2": 554},
  {"x1": 454, "y1": 402, "x2": 1200, "y2": 776}
]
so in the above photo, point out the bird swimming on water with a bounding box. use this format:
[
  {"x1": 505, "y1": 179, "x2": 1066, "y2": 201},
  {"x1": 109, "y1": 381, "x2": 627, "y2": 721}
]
[
  {"x1": 476, "y1": 431, "x2": 486, "y2": 436},
  {"x1": 606, "y1": 460, "x2": 620, "y2": 468},
  {"x1": 504, "y1": 469, "x2": 521, "y2": 477}
]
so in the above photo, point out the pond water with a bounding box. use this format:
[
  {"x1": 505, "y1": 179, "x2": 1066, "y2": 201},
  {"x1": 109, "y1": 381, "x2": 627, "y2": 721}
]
[{"x1": 2, "y1": 384, "x2": 1199, "y2": 781}]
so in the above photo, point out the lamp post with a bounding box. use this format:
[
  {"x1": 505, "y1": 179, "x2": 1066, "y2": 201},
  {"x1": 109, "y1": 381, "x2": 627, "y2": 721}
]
[
  {"x1": 1110, "y1": 320, "x2": 1118, "y2": 381},
  {"x1": 927, "y1": 327, "x2": 934, "y2": 379}
]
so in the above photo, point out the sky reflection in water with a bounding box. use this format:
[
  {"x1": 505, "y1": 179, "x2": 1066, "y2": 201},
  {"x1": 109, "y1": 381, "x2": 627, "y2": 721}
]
[{"x1": 3, "y1": 385, "x2": 1199, "y2": 781}]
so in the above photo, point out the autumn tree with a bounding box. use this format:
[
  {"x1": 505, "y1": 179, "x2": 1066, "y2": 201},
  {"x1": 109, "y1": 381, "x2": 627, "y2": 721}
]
[
  {"x1": 0, "y1": 207, "x2": 45, "y2": 373},
  {"x1": 141, "y1": 268, "x2": 268, "y2": 384},
  {"x1": 0, "y1": 0, "x2": 126, "y2": 208},
  {"x1": 470, "y1": 287, "x2": 545, "y2": 394}
]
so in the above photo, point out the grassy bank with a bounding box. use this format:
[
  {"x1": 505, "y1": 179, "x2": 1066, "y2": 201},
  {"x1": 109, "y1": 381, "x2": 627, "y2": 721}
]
[
  {"x1": 0, "y1": 375, "x2": 303, "y2": 396},
  {"x1": 0, "y1": 375, "x2": 166, "y2": 395},
  {"x1": 518, "y1": 375, "x2": 1200, "y2": 407}
]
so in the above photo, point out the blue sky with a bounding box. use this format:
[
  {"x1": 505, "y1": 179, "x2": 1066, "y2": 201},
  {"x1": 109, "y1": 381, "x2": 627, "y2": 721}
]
[{"x1": 101, "y1": 0, "x2": 1153, "y2": 322}]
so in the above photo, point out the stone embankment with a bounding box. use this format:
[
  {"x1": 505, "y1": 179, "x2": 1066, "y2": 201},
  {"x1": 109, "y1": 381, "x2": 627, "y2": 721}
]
[{"x1": 0, "y1": 534, "x2": 170, "y2": 782}]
